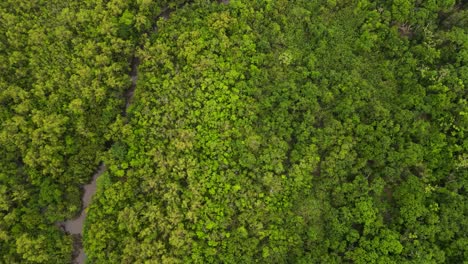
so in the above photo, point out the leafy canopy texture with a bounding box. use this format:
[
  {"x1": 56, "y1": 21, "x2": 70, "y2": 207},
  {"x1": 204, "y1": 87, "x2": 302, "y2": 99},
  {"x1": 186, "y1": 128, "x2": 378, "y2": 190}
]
[{"x1": 1, "y1": 0, "x2": 467, "y2": 263}]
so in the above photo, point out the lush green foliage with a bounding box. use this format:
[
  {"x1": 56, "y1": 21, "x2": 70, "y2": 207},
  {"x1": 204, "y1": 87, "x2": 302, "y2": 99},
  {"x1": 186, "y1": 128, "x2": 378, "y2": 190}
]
[
  {"x1": 87, "y1": 0, "x2": 467, "y2": 263},
  {"x1": 1, "y1": 0, "x2": 467, "y2": 263}
]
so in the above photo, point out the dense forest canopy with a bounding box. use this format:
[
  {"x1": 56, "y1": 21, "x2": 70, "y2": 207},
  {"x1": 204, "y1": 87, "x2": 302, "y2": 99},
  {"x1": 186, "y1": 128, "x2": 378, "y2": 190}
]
[{"x1": 0, "y1": 0, "x2": 467, "y2": 263}]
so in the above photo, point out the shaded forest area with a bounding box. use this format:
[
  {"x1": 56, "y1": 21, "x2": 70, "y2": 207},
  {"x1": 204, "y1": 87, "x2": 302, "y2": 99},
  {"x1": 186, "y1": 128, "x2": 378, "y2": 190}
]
[{"x1": 1, "y1": 0, "x2": 467, "y2": 263}]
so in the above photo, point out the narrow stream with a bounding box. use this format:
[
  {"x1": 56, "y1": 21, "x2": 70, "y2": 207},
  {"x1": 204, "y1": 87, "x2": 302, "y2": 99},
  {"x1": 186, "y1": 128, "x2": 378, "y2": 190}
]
[
  {"x1": 59, "y1": 2, "x2": 229, "y2": 263},
  {"x1": 60, "y1": 164, "x2": 106, "y2": 264},
  {"x1": 59, "y1": 52, "x2": 140, "y2": 264}
]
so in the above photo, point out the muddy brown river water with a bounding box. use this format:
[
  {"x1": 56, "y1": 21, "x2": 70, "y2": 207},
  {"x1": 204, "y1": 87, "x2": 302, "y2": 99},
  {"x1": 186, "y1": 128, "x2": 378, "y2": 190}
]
[
  {"x1": 60, "y1": 53, "x2": 139, "y2": 264},
  {"x1": 58, "y1": 164, "x2": 106, "y2": 264}
]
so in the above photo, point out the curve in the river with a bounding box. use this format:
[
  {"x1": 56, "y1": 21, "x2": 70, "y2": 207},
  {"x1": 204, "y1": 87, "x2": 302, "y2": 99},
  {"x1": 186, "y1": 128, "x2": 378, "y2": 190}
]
[
  {"x1": 60, "y1": 163, "x2": 106, "y2": 264},
  {"x1": 60, "y1": 43, "x2": 141, "y2": 264},
  {"x1": 59, "y1": 48, "x2": 141, "y2": 264},
  {"x1": 60, "y1": 1, "x2": 230, "y2": 263}
]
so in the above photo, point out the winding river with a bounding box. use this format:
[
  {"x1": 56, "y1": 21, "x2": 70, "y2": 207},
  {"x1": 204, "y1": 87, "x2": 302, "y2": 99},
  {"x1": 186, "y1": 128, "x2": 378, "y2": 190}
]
[
  {"x1": 60, "y1": 164, "x2": 106, "y2": 264},
  {"x1": 59, "y1": 53, "x2": 140, "y2": 264},
  {"x1": 59, "y1": 2, "x2": 230, "y2": 263}
]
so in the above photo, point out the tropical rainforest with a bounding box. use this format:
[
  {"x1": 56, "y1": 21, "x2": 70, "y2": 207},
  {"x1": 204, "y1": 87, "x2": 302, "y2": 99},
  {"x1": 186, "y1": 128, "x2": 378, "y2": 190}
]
[{"x1": 0, "y1": 0, "x2": 467, "y2": 263}]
